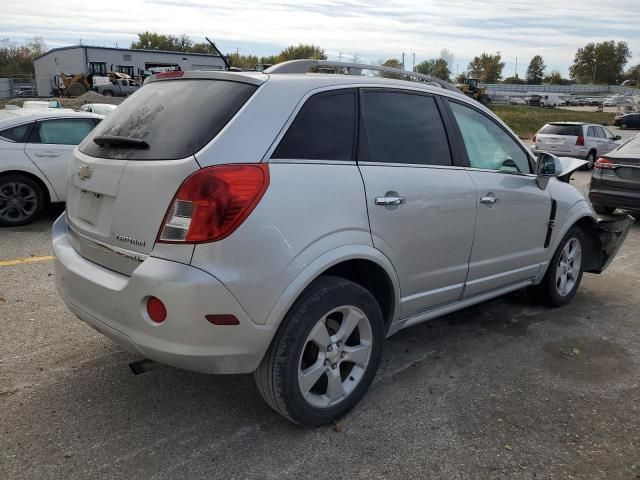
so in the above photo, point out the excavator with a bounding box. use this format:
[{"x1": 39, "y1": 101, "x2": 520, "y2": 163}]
[{"x1": 456, "y1": 78, "x2": 491, "y2": 105}]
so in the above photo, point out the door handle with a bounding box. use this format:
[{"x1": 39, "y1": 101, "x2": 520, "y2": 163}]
[
  {"x1": 34, "y1": 151, "x2": 59, "y2": 158},
  {"x1": 480, "y1": 196, "x2": 498, "y2": 206},
  {"x1": 375, "y1": 196, "x2": 405, "y2": 206}
]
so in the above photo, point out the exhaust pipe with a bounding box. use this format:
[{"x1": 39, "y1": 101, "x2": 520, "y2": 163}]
[{"x1": 129, "y1": 359, "x2": 163, "y2": 375}]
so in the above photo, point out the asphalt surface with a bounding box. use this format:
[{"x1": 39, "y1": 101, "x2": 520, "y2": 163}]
[{"x1": 2, "y1": 139, "x2": 640, "y2": 479}]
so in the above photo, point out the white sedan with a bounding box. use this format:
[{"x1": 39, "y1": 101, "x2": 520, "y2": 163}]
[
  {"x1": 80, "y1": 103, "x2": 118, "y2": 115},
  {"x1": 0, "y1": 109, "x2": 102, "y2": 226}
]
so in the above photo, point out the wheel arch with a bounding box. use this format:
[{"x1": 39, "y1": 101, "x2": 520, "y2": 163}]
[
  {"x1": 264, "y1": 245, "x2": 400, "y2": 334},
  {"x1": 0, "y1": 169, "x2": 54, "y2": 205}
]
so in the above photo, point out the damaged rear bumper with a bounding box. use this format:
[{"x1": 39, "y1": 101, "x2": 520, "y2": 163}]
[{"x1": 588, "y1": 214, "x2": 634, "y2": 273}]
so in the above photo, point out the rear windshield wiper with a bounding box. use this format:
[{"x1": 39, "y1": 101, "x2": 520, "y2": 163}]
[{"x1": 93, "y1": 135, "x2": 149, "y2": 149}]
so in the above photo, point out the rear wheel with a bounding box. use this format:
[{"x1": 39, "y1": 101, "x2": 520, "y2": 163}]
[
  {"x1": 593, "y1": 204, "x2": 616, "y2": 215},
  {"x1": 585, "y1": 151, "x2": 597, "y2": 170},
  {"x1": 620, "y1": 123, "x2": 628, "y2": 130},
  {"x1": 0, "y1": 174, "x2": 45, "y2": 226},
  {"x1": 538, "y1": 227, "x2": 585, "y2": 307},
  {"x1": 254, "y1": 276, "x2": 384, "y2": 426},
  {"x1": 103, "y1": 90, "x2": 114, "y2": 97}
]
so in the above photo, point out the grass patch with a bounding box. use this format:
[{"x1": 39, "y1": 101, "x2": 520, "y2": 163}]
[{"x1": 490, "y1": 105, "x2": 616, "y2": 139}]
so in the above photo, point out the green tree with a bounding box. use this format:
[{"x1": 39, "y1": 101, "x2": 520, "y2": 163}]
[
  {"x1": 526, "y1": 55, "x2": 545, "y2": 84},
  {"x1": 569, "y1": 41, "x2": 631, "y2": 84},
  {"x1": 0, "y1": 36, "x2": 47, "y2": 75},
  {"x1": 228, "y1": 52, "x2": 260, "y2": 69},
  {"x1": 467, "y1": 52, "x2": 504, "y2": 83},
  {"x1": 545, "y1": 71, "x2": 563, "y2": 85},
  {"x1": 277, "y1": 44, "x2": 326, "y2": 62},
  {"x1": 380, "y1": 58, "x2": 403, "y2": 79},
  {"x1": 622, "y1": 63, "x2": 640, "y2": 84},
  {"x1": 502, "y1": 76, "x2": 525, "y2": 85},
  {"x1": 415, "y1": 58, "x2": 451, "y2": 82}
]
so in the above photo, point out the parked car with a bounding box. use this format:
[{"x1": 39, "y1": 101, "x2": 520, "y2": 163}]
[
  {"x1": 80, "y1": 103, "x2": 118, "y2": 115},
  {"x1": 509, "y1": 97, "x2": 526, "y2": 105},
  {"x1": 14, "y1": 86, "x2": 37, "y2": 97},
  {"x1": 52, "y1": 62, "x2": 632, "y2": 426},
  {"x1": 614, "y1": 112, "x2": 640, "y2": 130},
  {"x1": 589, "y1": 134, "x2": 640, "y2": 214},
  {"x1": 93, "y1": 79, "x2": 141, "y2": 97},
  {"x1": 533, "y1": 122, "x2": 621, "y2": 169},
  {"x1": 539, "y1": 94, "x2": 567, "y2": 107},
  {"x1": 0, "y1": 110, "x2": 102, "y2": 226}
]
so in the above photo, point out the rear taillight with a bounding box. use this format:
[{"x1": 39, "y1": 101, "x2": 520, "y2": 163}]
[
  {"x1": 594, "y1": 158, "x2": 614, "y2": 170},
  {"x1": 158, "y1": 164, "x2": 269, "y2": 244},
  {"x1": 575, "y1": 136, "x2": 585, "y2": 146}
]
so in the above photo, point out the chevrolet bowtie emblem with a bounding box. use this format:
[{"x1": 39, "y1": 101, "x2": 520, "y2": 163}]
[{"x1": 78, "y1": 164, "x2": 94, "y2": 181}]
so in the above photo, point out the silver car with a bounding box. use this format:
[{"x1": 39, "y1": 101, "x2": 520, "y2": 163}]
[
  {"x1": 533, "y1": 122, "x2": 622, "y2": 169},
  {"x1": 53, "y1": 61, "x2": 632, "y2": 426}
]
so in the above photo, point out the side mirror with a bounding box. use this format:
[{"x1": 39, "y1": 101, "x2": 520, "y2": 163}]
[
  {"x1": 535, "y1": 152, "x2": 559, "y2": 190},
  {"x1": 614, "y1": 135, "x2": 622, "y2": 140}
]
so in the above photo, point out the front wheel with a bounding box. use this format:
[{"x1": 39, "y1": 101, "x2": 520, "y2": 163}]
[
  {"x1": 620, "y1": 123, "x2": 628, "y2": 130},
  {"x1": 538, "y1": 227, "x2": 585, "y2": 307},
  {"x1": 255, "y1": 276, "x2": 384, "y2": 426}
]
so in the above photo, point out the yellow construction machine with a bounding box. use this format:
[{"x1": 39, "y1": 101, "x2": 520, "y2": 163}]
[{"x1": 456, "y1": 78, "x2": 491, "y2": 105}]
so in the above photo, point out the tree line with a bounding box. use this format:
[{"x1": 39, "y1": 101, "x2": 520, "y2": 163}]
[{"x1": 2, "y1": 34, "x2": 638, "y2": 87}]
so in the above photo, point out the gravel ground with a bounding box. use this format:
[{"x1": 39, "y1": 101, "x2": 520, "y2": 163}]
[{"x1": 1, "y1": 171, "x2": 639, "y2": 479}]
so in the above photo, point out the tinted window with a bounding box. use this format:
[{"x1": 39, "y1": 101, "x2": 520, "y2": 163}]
[
  {"x1": 0, "y1": 123, "x2": 32, "y2": 142},
  {"x1": 79, "y1": 79, "x2": 257, "y2": 160},
  {"x1": 272, "y1": 90, "x2": 355, "y2": 161},
  {"x1": 358, "y1": 91, "x2": 452, "y2": 166},
  {"x1": 449, "y1": 101, "x2": 531, "y2": 173},
  {"x1": 30, "y1": 119, "x2": 96, "y2": 145},
  {"x1": 540, "y1": 124, "x2": 582, "y2": 136}
]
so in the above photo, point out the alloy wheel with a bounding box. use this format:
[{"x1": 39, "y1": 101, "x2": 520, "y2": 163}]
[
  {"x1": 0, "y1": 181, "x2": 38, "y2": 223},
  {"x1": 297, "y1": 305, "x2": 373, "y2": 408},
  {"x1": 556, "y1": 238, "x2": 582, "y2": 297}
]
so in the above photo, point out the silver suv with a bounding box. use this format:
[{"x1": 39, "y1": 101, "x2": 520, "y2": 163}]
[
  {"x1": 533, "y1": 122, "x2": 622, "y2": 169},
  {"x1": 53, "y1": 60, "x2": 632, "y2": 426}
]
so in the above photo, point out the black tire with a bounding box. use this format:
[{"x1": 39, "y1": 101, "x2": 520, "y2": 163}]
[
  {"x1": 0, "y1": 174, "x2": 45, "y2": 227},
  {"x1": 538, "y1": 227, "x2": 586, "y2": 307},
  {"x1": 620, "y1": 123, "x2": 628, "y2": 130},
  {"x1": 254, "y1": 275, "x2": 384, "y2": 426},
  {"x1": 478, "y1": 94, "x2": 491, "y2": 105},
  {"x1": 584, "y1": 151, "x2": 597, "y2": 170},
  {"x1": 103, "y1": 90, "x2": 114, "y2": 97},
  {"x1": 593, "y1": 204, "x2": 616, "y2": 215},
  {"x1": 68, "y1": 82, "x2": 87, "y2": 97}
]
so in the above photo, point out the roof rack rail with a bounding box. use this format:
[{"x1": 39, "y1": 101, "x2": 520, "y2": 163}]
[{"x1": 263, "y1": 59, "x2": 460, "y2": 93}]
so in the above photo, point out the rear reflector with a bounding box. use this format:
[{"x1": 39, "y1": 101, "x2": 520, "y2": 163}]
[
  {"x1": 147, "y1": 297, "x2": 167, "y2": 323},
  {"x1": 576, "y1": 136, "x2": 585, "y2": 146},
  {"x1": 205, "y1": 314, "x2": 240, "y2": 325},
  {"x1": 594, "y1": 157, "x2": 614, "y2": 170},
  {"x1": 158, "y1": 164, "x2": 269, "y2": 244}
]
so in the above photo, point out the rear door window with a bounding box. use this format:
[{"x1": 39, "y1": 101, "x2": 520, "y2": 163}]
[
  {"x1": 540, "y1": 124, "x2": 582, "y2": 136},
  {"x1": 272, "y1": 89, "x2": 356, "y2": 161},
  {"x1": 79, "y1": 79, "x2": 257, "y2": 160},
  {"x1": 587, "y1": 126, "x2": 597, "y2": 137},
  {"x1": 0, "y1": 123, "x2": 33, "y2": 142},
  {"x1": 449, "y1": 101, "x2": 531, "y2": 173},
  {"x1": 358, "y1": 90, "x2": 452, "y2": 166},
  {"x1": 29, "y1": 119, "x2": 96, "y2": 145}
]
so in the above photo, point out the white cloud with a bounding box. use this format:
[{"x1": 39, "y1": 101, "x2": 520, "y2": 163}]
[{"x1": 2, "y1": 0, "x2": 639, "y2": 74}]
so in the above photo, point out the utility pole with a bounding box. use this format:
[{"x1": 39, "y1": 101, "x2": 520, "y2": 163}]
[
  {"x1": 412, "y1": 53, "x2": 415, "y2": 72},
  {"x1": 338, "y1": 52, "x2": 342, "y2": 62},
  {"x1": 514, "y1": 57, "x2": 518, "y2": 78},
  {"x1": 593, "y1": 61, "x2": 597, "y2": 84},
  {"x1": 402, "y1": 52, "x2": 405, "y2": 69}
]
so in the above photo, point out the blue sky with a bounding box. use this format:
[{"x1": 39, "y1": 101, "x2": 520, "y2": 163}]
[{"x1": 3, "y1": 0, "x2": 640, "y2": 77}]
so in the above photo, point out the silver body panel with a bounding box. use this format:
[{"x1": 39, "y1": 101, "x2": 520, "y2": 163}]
[{"x1": 53, "y1": 69, "x2": 611, "y2": 374}]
